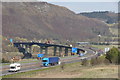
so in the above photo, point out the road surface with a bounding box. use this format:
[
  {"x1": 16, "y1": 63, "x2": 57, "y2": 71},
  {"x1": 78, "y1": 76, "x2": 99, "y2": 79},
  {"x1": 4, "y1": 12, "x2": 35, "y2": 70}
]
[{"x1": 1, "y1": 47, "x2": 99, "y2": 76}]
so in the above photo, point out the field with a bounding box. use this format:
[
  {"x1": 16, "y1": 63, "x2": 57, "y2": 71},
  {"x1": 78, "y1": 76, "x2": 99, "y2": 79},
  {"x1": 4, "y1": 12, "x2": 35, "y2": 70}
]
[
  {"x1": 109, "y1": 28, "x2": 119, "y2": 35},
  {"x1": 2, "y1": 61, "x2": 119, "y2": 78},
  {"x1": 91, "y1": 45, "x2": 118, "y2": 50},
  {"x1": 29, "y1": 64, "x2": 118, "y2": 78}
]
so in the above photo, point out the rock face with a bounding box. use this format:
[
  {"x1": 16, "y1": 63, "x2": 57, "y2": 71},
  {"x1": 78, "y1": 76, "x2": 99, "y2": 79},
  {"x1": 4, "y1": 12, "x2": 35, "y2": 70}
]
[{"x1": 2, "y1": 2, "x2": 111, "y2": 41}]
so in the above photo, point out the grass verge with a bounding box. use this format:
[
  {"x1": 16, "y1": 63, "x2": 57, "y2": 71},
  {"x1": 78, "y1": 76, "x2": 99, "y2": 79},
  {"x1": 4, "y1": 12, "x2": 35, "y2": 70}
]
[{"x1": 2, "y1": 61, "x2": 81, "y2": 78}]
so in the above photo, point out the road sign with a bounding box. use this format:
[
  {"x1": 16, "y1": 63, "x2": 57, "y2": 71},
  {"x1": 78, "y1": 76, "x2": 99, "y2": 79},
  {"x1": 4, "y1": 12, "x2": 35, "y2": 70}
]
[
  {"x1": 37, "y1": 54, "x2": 44, "y2": 58},
  {"x1": 72, "y1": 48, "x2": 77, "y2": 53}
]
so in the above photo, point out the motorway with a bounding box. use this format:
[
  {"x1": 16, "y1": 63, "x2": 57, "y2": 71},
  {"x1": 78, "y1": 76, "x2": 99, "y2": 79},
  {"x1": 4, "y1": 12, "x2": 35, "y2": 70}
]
[{"x1": 1, "y1": 47, "x2": 99, "y2": 76}]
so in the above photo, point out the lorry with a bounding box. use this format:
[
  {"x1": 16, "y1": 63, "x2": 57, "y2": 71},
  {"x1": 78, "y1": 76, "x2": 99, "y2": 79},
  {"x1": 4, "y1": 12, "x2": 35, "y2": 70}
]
[
  {"x1": 42, "y1": 57, "x2": 61, "y2": 67},
  {"x1": 9, "y1": 63, "x2": 21, "y2": 72}
]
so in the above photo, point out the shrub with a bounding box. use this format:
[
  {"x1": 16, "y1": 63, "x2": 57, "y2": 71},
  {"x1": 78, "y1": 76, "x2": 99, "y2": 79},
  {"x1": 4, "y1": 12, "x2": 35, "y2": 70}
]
[
  {"x1": 2, "y1": 58, "x2": 10, "y2": 63},
  {"x1": 96, "y1": 56, "x2": 105, "y2": 64},
  {"x1": 104, "y1": 58, "x2": 111, "y2": 65},
  {"x1": 61, "y1": 62, "x2": 65, "y2": 70},
  {"x1": 90, "y1": 57, "x2": 98, "y2": 66},
  {"x1": 81, "y1": 59, "x2": 90, "y2": 66},
  {"x1": 105, "y1": 47, "x2": 120, "y2": 64},
  {"x1": 90, "y1": 56, "x2": 106, "y2": 66}
]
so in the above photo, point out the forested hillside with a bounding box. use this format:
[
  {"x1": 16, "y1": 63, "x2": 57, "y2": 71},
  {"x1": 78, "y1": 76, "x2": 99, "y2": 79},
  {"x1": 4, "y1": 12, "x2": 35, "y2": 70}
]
[{"x1": 80, "y1": 11, "x2": 118, "y2": 24}]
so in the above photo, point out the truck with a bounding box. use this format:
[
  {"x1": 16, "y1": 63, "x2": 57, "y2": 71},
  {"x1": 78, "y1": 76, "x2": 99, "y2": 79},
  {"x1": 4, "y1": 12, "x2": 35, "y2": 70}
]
[
  {"x1": 42, "y1": 57, "x2": 61, "y2": 67},
  {"x1": 9, "y1": 63, "x2": 21, "y2": 72}
]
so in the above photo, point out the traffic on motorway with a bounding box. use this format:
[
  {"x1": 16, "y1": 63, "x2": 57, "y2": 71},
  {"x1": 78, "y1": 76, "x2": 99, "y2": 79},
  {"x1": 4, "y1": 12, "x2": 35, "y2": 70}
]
[{"x1": 1, "y1": 46, "x2": 102, "y2": 76}]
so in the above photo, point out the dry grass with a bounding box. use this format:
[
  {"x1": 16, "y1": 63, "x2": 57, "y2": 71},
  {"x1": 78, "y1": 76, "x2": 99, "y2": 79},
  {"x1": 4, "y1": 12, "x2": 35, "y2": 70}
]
[
  {"x1": 29, "y1": 63, "x2": 118, "y2": 78},
  {"x1": 109, "y1": 28, "x2": 119, "y2": 35},
  {"x1": 3, "y1": 61, "x2": 118, "y2": 78}
]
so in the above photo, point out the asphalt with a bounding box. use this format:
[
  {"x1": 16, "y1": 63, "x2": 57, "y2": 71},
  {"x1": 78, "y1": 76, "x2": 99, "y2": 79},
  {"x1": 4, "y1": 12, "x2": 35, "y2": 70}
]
[{"x1": 1, "y1": 47, "x2": 99, "y2": 76}]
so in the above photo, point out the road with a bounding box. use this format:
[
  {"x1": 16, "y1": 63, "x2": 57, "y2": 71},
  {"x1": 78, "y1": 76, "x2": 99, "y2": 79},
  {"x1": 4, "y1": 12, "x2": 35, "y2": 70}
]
[{"x1": 1, "y1": 47, "x2": 99, "y2": 76}]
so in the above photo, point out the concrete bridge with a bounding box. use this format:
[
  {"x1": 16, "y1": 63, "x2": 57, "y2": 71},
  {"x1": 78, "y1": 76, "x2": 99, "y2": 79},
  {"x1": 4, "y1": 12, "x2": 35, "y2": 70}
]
[{"x1": 13, "y1": 42, "x2": 85, "y2": 58}]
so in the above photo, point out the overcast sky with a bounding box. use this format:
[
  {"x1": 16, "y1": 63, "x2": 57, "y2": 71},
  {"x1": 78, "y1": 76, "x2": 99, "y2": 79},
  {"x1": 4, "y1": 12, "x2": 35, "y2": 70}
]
[
  {"x1": 37, "y1": 0, "x2": 119, "y2": 13},
  {"x1": 50, "y1": 2, "x2": 118, "y2": 13},
  {"x1": 2, "y1": 0, "x2": 118, "y2": 13},
  {"x1": 39, "y1": 0, "x2": 119, "y2": 2}
]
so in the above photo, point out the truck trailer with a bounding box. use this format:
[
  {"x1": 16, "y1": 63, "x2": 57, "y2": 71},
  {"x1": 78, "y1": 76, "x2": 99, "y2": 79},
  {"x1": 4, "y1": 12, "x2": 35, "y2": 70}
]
[{"x1": 42, "y1": 57, "x2": 60, "y2": 67}]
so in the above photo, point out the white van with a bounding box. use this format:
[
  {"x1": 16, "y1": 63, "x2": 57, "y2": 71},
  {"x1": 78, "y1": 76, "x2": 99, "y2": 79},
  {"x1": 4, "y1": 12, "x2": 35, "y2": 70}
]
[{"x1": 9, "y1": 63, "x2": 21, "y2": 72}]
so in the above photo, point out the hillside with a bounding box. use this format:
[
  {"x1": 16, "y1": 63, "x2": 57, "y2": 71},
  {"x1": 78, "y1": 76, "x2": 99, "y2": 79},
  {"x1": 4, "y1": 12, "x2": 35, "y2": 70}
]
[
  {"x1": 80, "y1": 11, "x2": 118, "y2": 24},
  {"x1": 2, "y1": 2, "x2": 111, "y2": 41}
]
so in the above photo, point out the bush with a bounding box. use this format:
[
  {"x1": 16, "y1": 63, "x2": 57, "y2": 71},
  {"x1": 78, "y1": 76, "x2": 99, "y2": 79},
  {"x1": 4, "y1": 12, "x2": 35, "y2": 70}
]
[
  {"x1": 105, "y1": 47, "x2": 120, "y2": 64},
  {"x1": 97, "y1": 56, "x2": 106, "y2": 64},
  {"x1": 81, "y1": 59, "x2": 90, "y2": 66},
  {"x1": 104, "y1": 58, "x2": 110, "y2": 65},
  {"x1": 90, "y1": 56, "x2": 106, "y2": 66},
  {"x1": 61, "y1": 62, "x2": 65, "y2": 70},
  {"x1": 90, "y1": 58, "x2": 98, "y2": 66},
  {"x1": 2, "y1": 58, "x2": 10, "y2": 63}
]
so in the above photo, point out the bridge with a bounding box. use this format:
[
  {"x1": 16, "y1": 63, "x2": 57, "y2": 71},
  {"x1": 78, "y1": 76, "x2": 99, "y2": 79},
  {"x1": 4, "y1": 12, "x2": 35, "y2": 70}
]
[{"x1": 13, "y1": 42, "x2": 85, "y2": 58}]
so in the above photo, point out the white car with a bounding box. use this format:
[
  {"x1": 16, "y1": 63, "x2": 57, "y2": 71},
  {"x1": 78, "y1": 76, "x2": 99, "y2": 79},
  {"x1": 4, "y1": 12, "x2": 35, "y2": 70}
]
[{"x1": 9, "y1": 63, "x2": 21, "y2": 72}]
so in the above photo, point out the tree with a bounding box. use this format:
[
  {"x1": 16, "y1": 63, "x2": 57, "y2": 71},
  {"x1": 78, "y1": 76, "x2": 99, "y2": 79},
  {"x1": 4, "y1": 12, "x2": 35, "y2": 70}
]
[
  {"x1": 61, "y1": 62, "x2": 65, "y2": 70},
  {"x1": 105, "y1": 47, "x2": 120, "y2": 64}
]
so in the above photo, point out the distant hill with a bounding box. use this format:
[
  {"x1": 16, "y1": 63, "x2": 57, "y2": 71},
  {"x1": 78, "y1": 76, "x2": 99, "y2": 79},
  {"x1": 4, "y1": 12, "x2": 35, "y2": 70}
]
[
  {"x1": 79, "y1": 11, "x2": 118, "y2": 24},
  {"x1": 2, "y1": 2, "x2": 111, "y2": 41}
]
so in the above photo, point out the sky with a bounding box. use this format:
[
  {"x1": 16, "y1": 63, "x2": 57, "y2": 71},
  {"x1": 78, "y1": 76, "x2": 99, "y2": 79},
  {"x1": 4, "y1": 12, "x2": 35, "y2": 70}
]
[
  {"x1": 2, "y1": 0, "x2": 119, "y2": 13},
  {"x1": 37, "y1": 0, "x2": 118, "y2": 13},
  {"x1": 2, "y1": 0, "x2": 119, "y2": 2},
  {"x1": 50, "y1": 2, "x2": 118, "y2": 13},
  {"x1": 39, "y1": 0, "x2": 119, "y2": 2}
]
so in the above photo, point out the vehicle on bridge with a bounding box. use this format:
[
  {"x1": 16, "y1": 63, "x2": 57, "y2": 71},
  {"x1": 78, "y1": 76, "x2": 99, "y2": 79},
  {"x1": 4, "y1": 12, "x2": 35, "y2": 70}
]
[
  {"x1": 42, "y1": 57, "x2": 61, "y2": 67},
  {"x1": 9, "y1": 63, "x2": 21, "y2": 72}
]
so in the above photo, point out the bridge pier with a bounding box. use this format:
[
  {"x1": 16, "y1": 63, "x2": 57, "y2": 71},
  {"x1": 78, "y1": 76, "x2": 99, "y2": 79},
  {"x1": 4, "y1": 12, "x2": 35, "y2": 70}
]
[
  {"x1": 19, "y1": 45, "x2": 31, "y2": 53},
  {"x1": 40, "y1": 46, "x2": 48, "y2": 56},
  {"x1": 53, "y1": 46, "x2": 57, "y2": 56},
  {"x1": 40, "y1": 46, "x2": 43, "y2": 54},
  {"x1": 24, "y1": 45, "x2": 28, "y2": 53},
  {"x1": 45, "y1": 47, "x2": 48, "y2": 55},
  {"x1": 77, "y1": 49, "x2": 80, "y2": 54},
  {"x1": 65, "y1": 48, "x2": 68, "y2": 56},
  {"x1": 21, "y1": 45, "x2": 32, "y2": 58},
  {"x1": 28, "y1": 45, "x2": 32, "y2": 53},
  {"x1": 22, "y1": 45, "x2": 25, "y2": 49},
  {"x1": 59, "y1": 47, "x2": 62, "y2": 57},
  {"x1": 25, "y1": 45, "x2": 31, "y2": 53},
  {"x1": 20, "y1": 44, "x2": 22, "y2": 47}
]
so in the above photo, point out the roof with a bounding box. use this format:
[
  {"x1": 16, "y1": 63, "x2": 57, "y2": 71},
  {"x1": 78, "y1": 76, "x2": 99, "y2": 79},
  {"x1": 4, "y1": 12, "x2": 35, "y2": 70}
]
[{"x1": 10, "y1": 63, "x2": 21, "y2": 66}]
